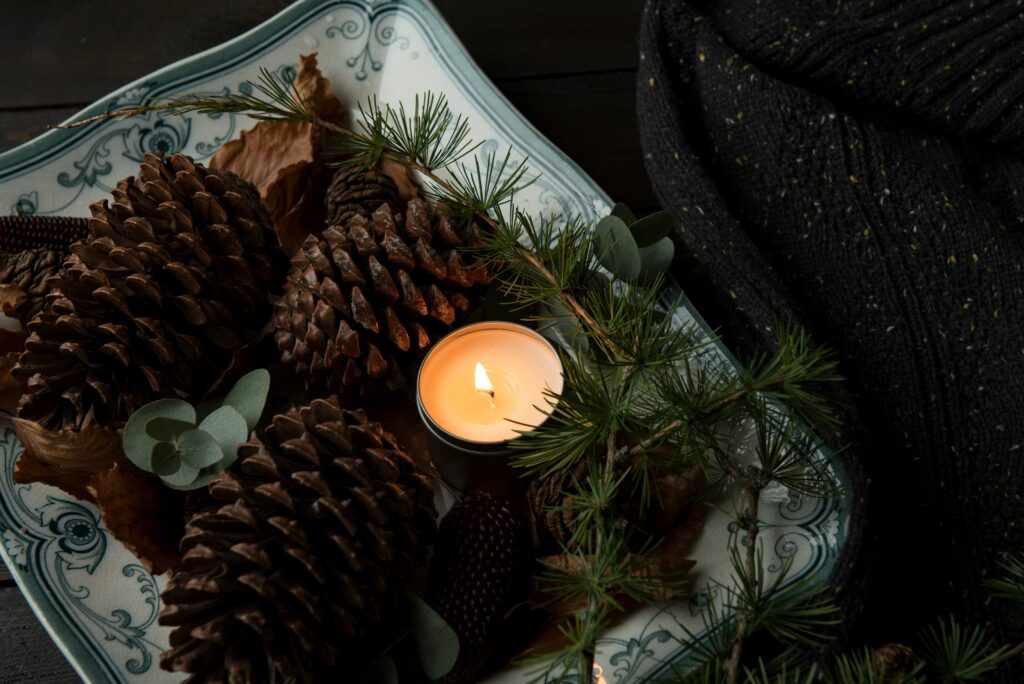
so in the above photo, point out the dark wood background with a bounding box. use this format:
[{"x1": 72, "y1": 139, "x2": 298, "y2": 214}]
[{"x1": 0, "y1": 1, "x2": 653, "y2": 680}]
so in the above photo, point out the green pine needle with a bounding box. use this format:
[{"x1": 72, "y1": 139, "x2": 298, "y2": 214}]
[{"x1": 918, "y1": 615, "x2": 1007, "y2": 683}]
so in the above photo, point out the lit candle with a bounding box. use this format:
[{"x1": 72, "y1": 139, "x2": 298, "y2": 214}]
[{"x1": 416, "y1": 322, "x2": 564, "y2": 494}]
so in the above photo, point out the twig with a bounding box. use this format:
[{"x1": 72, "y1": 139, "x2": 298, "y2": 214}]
[
  {"x1": 724, "y1": 485, "x2": 760, "y2": 683},
  {"x1": 49, "y1": 102, "x2": 189, "y2": 129},
  {"x1": 996, "y1": 640, "x2": 1024, "y2": 667}
]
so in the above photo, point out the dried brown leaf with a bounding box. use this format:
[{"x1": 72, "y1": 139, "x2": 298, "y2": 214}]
[
  {"x1": 11, "y1": 418, "x2": 122, "y2": 503},
  {"x1": 211, "y1": 53, "x2": 347, "y2": 255},
  {"x1": 89, "y1": 460, "x2": 185, "y2": 574},
  {"x1": 0, "y1": 283, "x2": 26, "y2": 317},
  {"x1": 379, "y1": 157, "x2": 421, "y2": 203}
]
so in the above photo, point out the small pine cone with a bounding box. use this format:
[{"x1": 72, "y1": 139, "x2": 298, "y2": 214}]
[
  {"x1": 13, "y1": 152, "x2": 288, "y2": 430},
  {"x1": 425, "y1": 496, "x2": 531, "y2": 684},
  {"x1": 526, "y1": 460, "x2": 589, "y2": 551},
  {"x1": 873, "y1": 643, "x2": 919, "y2": 680},
  {"x1": 0, "y1": 247, "x2": 67, "y2": 318},
  {"x1": 275, "y1": 195, "x2": 487, "y2": 398},
  {"x1": 159, "y1": 397, "x2": 437, "y2": 683},
  {"x1": 0, "y1": 215, "x2": 89, "y2": 252},
  {"x1": 325, "y1": 166, "x2": 401, "y2": 228}
]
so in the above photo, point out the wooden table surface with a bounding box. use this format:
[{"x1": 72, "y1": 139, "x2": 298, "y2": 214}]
[{"x1": 0, "y1": 1, "x2": 653, "y2": 680}]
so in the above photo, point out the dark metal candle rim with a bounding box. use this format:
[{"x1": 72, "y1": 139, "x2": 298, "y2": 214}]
[{"x1": 414, "y1": 320, "x2": 564, "y2": 453}]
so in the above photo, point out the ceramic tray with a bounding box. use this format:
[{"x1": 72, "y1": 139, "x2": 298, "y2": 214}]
[{"x1": 0, "y1": 1, "x2": 850, "y2": 681}]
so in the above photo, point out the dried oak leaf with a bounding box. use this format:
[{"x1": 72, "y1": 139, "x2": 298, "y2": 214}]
[
  {"x1": 11, "y1": 418, "x2": 121, "y2": 503},
  {"x1": 89, "y1": 460, "x2": 185, "y2": 575},
  {"x1": 211, "y1": 53, "x2": 347, "y2": 255}
]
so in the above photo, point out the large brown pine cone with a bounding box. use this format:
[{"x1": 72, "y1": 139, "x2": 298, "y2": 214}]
[
  {"x1": 275, "y1": 192, "x2": 487, "y2": 398},
  {"x1": 159, "y1": 397, "x2": 437, "y2": 683},
  {"x1": 12, "y1": 152, "x2": 288, "y2": 430}
]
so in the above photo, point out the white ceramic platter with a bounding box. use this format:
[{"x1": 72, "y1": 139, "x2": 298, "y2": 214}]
[{"x1": 0, "y1": 1, "x2": 850, "y2": 681}]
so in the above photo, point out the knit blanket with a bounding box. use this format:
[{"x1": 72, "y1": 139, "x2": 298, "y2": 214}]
[{"x1": 637, "y1": 0, "x2": 1024, "y2": 677}]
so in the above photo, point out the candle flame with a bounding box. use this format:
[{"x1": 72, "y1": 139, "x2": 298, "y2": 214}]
[{"x1": 475, "y1": 362, "x2": 494, "y2": 395}]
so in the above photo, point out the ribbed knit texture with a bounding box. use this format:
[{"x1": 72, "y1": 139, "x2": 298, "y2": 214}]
[{"x1": 637, "y1": 0, "x2": 1024, "y2": 677}]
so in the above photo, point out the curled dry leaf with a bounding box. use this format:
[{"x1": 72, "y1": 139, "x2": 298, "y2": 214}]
[
  {"x1": 211, "y1": 53, "x2": 347, "y2": 255},
  {"x1": 89, "y1": 460, "x2": 185, "y2": 574},
  {"x1": 379, "y1": 157, "x2": 422, "y2": 203},
  {"x1": 0, "y1": 283, "x2": 26, "y2": 317},
  {"x1": 11, "y1": 418, "x2": 122, "y2": 503}
]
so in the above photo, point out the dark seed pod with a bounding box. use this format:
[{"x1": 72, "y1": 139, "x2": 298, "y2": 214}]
[{"x1": 425, "y1": 496, "x2": 531, "y2": 684}]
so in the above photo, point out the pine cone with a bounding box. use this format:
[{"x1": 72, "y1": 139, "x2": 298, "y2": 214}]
[
  {"x1": 0, "y1": 247, "x2": 67, "y2": 319},
  {"x1": 159, "y1": 397, "x2": 437, "y2": 683},
  {"x1": 12, "y1": 152, "x2": 288, "y2": 430},
  {"x1": 526, "y1": 460, "x2": 589, "y2": 551},
  {"x1": 873, "y1": 643, "x2": 919, "y2": 680},
  {"x1": 527, "y1": 461, "x2": 701, "y2": 552},
  {"x1": 275, "y1": 194, "x2": 487, "y2": 398},
  {"x1": 425, "y1": 496, "x2": 531, "y2": 684},
  {"x1": 324, "y1": 166, "x2": 401, "y2": 228}
]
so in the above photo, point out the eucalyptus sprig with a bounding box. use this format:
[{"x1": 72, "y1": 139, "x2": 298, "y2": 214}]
[{"x1": 123, "y1": 369, "x2": 270, "y2": 490}]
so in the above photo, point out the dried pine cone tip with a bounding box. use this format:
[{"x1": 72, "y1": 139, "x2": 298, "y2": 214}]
[
  {"x1": 277, "y1": 189, "x2": 487, "y2": 398},
  {"x1": 160, "y1": 397, "x2": 436, "y2": 682},
  {"x1": 13, "y1": 153, "x2": 287, "y2": 431},
  {"x1": 325, "y1": 166, "x2": 402, "y2": 228},
  {"x1": 0, "y1": 215, "x2": 89, "y2": 252}
]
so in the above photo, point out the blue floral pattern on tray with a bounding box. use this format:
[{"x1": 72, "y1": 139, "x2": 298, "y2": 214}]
[{"x1": 0, "y1": 1, "x2": 850, "y2": 682}]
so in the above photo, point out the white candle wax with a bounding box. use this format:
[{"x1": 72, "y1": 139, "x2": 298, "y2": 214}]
[{"x1": 418, "y1": 323, "x2": 563, "y2": 443}]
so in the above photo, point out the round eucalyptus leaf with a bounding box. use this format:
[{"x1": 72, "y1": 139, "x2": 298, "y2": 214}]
[
  {"x1": 223, "y1": 369, "x2": 271, "y2": 431},
  {"x1": 164, "y1": 469, "x2": 221, "y2": 492},
  {"x1": 638, "y1": 236, "x2": 675, "y2": 278},
  {"x1": 176, "y1": 429, "x2": 224, "y2": 470},
  {"x1": 406, "y1": 591, "x2": 459, "y2": 679},
  {"x1": 629, "y1": 210, "x2": 674, "y2": 247},
  {"x1": 150, "y1": 442, "x2": 180, "y2": 477},
  {"x1": 582, "y1": 268, "x2": 611, "y2": 292},
  {"x1": 123, "y1": 399, "x2": 196, "y2": 472},
  {"x1": 198, "y1": 405, "x2": 248, "y2": 466},
  {"x1": 145, "y1": 417, "x2": 195, "y2": 442},
  {"x1": 366, "y1": 654, "x2": 399, "y2": 684},
  {"x1": 594, "y1": 215, "x2": 641, "y2": 281},
  {"x1": 610, "y1": 201, "x2": 637, "y2": 226},
  {"x1": 160, "y1": 459, "x2": 200, "y2": 489}
]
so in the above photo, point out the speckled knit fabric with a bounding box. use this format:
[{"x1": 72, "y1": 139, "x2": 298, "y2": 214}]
[{"x1": 637, "y1": 0, "x2": 1024, "y2": 676}]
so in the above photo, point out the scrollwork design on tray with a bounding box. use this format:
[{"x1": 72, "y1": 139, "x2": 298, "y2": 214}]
[
  {"x1": 0, "y1": 427, "x2": 163, "y2": 675},
  {"x1": 326, "y1": 3, "x2": 410, "y2": 81}
]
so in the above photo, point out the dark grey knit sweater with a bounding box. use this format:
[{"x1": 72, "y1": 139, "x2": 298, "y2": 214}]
[{"x1": 637, "y1": 0, "x2": 1024, "y2": 677}]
